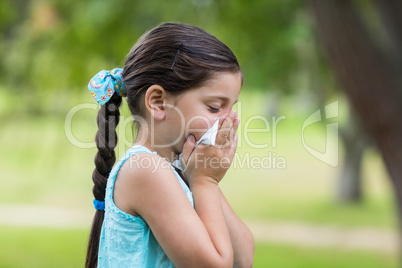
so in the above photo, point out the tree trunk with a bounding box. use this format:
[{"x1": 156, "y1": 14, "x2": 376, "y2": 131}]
[
  {"x1": 337, "y1": 115, "x2": 366, "y2": 203},
  {"x1": 310, "y1": 0, "x2": 402, "y2": 255}
]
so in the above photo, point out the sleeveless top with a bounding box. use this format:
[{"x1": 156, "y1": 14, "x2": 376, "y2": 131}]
[{"x1": 97, "y1": 145, "x2": 194, "y2": 268}]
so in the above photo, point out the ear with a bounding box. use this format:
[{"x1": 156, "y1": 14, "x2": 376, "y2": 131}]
[{"x1": 144, "y1": 85, "x2": 168, "y2": 120}]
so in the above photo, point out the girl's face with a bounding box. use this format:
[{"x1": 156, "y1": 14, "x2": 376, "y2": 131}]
[{"x1": 163, "y1": 72, "x2": 242, "y2": 153}]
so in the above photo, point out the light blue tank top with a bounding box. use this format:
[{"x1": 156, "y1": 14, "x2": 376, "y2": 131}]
[{"x1": 97, "y1": 145, "x2": 194, "y2": 267}]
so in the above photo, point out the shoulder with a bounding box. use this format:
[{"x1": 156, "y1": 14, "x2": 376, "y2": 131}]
[
  {"x1": 121, "y1": 151, "x2": 172, "y2": 178},
  {"x1": 113, "y1": 152, "x2": 184, "y2": 216}
]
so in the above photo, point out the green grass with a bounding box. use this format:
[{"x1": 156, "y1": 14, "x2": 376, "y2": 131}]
[
  {"x1": 0, "y1": 225, "x2": 397, "y2": 268},
  {"x1": 253, "y1": 242, "x2": 399, "y2": 268},
  {"x1": 221, "y1": 147, "x2": 398, "y2": 229},
  {"x1": 0, "y1": 225, "x2": 89, "y2": 268}
]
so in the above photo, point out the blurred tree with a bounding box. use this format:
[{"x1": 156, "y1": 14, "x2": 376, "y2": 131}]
[
  {"x1": 310, "y1": 0, "x2": 402, "y2": 250},
  {"x1": 0, "y1": 0, "x2": 372, "y2": 206},
  {"x1": 0, "y1": 0, "x2": 309, "y2": 115},
  {"x1": 337, "y1": 113, "x2": 368, "y2": 202},
  {"x1": 214, "y1": 0, "x2": 304, "y2": 92},
  {"x1": 0, "y1": 0, "x2": 369, "y2": 205},
  {"x1": 309, "y1": 37, "x2": 369, "y2": 204}
]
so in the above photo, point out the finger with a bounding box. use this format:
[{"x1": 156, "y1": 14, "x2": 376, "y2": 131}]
[
  {"x1": 217, "y1": 119, "x2": 233, "y2": 149},
  {"x1": 218, "y1": 114, "x2": 227, "y2": 128},
  {"x1": 215, "y1": 110, "x2": 237, "y2": 147},
  {"x1": 221, "y1": 116, "x2": 240, "y2": 149},
  {"x1": 226, "y1": 134, "x2": 239, "y2": 162}
]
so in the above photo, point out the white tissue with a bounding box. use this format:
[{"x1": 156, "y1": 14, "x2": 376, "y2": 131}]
[
  {"x1": 172, "y1": 119, "x2": 220, "y2": 171},
  {"x1": 194, "y1": 118, "x2": 220, "y2": 147}
]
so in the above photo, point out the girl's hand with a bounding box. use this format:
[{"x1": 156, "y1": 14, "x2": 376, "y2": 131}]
[{"x1": 181, "y1": 110, "x2": 240, "y2": 186}]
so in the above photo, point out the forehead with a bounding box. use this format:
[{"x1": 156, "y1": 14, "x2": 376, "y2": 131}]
[{"x1": 191, "y1": 72, "x2": 242, "y2": 102}]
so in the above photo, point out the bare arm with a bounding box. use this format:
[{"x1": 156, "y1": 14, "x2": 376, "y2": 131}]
[
  {"x1": 220, "y1": 189, "x2": 255, "y2": 268},
  {"x1": 191, "y1": 178, "x2": 234, "y2": 266}
]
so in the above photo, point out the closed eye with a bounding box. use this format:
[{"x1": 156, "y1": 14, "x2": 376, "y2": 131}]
[{"x1": 208, "y1": 106, "x2": 220, "y2": 113}]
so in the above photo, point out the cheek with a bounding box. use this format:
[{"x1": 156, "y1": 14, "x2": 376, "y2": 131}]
[{"x1": 164, "y1": 108, "x2": 186, "y2": 140}]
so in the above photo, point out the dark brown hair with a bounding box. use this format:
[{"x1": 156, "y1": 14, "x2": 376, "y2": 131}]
[{"x1": 86, "y1": 22, "x2": 241, "y2": 268}]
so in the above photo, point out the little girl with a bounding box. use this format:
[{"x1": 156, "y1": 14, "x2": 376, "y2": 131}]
[{"x1": 86, "y1": 22, "x2": 254, "y2": 268}]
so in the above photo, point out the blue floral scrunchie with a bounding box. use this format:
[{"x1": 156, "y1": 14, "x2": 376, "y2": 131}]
[{"x1": 88, "y1": 68, "x2": 126, "y2": 105}]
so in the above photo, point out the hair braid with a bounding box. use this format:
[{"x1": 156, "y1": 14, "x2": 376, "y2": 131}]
[{"x1": 86, "y1": 93, "x2": 122, "y2": 268}]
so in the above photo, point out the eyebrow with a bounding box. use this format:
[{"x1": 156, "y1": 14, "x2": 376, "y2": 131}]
[{"x1": 207, "y1": 95, "x2": 238, "y2": 104}]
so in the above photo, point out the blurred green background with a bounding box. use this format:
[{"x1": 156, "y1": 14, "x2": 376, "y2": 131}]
[{"x1": 0, "y1": 0, "x2": 399, "y2": 267}]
